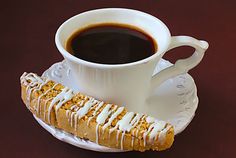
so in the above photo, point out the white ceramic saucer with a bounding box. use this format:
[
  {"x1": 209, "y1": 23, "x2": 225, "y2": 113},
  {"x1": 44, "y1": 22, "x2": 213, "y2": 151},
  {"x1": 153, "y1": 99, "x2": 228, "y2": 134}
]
[{"x1": 34, "y1": 58, "x2": 198, "y2": 152}]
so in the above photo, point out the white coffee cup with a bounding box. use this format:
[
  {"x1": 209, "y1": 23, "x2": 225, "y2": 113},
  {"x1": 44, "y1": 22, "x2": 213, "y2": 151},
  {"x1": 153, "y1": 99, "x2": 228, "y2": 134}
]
[{"x1": 55, "y1": 8, "x2": 209, "y2": 114}]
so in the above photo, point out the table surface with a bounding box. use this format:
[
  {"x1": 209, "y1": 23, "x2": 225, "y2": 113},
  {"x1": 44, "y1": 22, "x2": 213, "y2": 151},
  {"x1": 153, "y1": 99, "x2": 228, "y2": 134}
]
[{"x1": 1, "y1": 0, "x2": 235, "y2": 158}]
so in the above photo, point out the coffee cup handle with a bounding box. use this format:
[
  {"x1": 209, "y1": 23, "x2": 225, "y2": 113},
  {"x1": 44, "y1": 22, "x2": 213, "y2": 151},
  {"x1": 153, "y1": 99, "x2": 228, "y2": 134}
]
[{"x1": 150, "y1": 36, "x2": 209, "y2": 93}]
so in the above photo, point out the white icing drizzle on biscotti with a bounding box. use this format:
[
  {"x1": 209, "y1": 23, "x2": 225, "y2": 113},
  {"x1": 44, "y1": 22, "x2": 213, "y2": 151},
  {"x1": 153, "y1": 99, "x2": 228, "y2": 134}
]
[
  {"x1": 32, "y1": 78, "x2": 50, "y2": 94},
  {"x1": 73, "y1": 99, "x2": 97, "y2": 131},
  {"x1": 31, "y1": 79, "x2": 50, "y2": 110},
  {"x1": 21, "y1": 73, "x2": 44, "y2": 109},
  {"x1": 66, "y1": 101, "x2": 84, "y2": 129},
  {"x1": 70, "y1": 105, "x2": 78, "y2": 110},
  {"x1": 87, "y1": 101, "x2": 104, "y2": 126},
  {"x1": 116, "y1": 130, "x2": 121, "y2": 145},
  {"x1": 66, "y1": 110, "x2": 70, "y2": 121},
  {"x1": 75, "y1": 98, "x2": 97, "y2": 119},
  {"x1": 107, "y1": 112, "x2": 144, "y2": 149},
  {"x1": 131, "y1": 115, "x2": 146, "y2": 148},
  {"x1": 70, "y1": 102, "x2": 82, "y2": 130},
  {"x1": 43, "y1": 98, "x2": 52, "y2": 120},
  {"x1": 96, "y1": 104, "x2": 112, "y2": 125},
  {"x1": 21, "y1": 72, "x2": 171, "y2": 150},
  {"x1": 102, "y1": 107, "x2": 124, "y2": 130},
  {"x1": 131, "y1": 130, "x2": 135, "y2": 148},
  {"x1": 130, "y1": 114, "x2": 143, "y2": 128},
  {"x1": 149, "y1": 121, "x2": 166, "y2": 140},
  {"x1": 142, "y1": 119, "x2": 166, "y2": 147},
  {"x1": 70, "y1": 112, "x2": 76, "y2": 128},
  {"x1": 66, "y1": 105, "x2": 77, "y2": 123},
  {"x1": 31, "y1": 78, "x2": 49, "y2": 111},
  {"x1": 26, "y1": 85, "x2": 36, "y2": 109},
  {"x1": 55, "y1": 89, "x2": 74, "y2": 112},
  {"x1": 47, "y1": 87, "x2": 74, "y2": 123},
  {"x1": 120, "y1": 132, "x2": 125, "y2": 150},
  {"x1": 20, "y1": 72, "x2": 44, "y2": 85},
  {"x1": 36, "y1": 83, "x2": 59, "y2": 115},
  {"x1": 116, "y1": 112, "x2": 135, "y2": 132},
  {"x1": 118, "y1": 113, "x2": 143, "y2": 149},
  {"x1": 95, "y1": 124, "x2": 100, "y2": 144},
  {"x1": 74, "y1": 112, "x2": 78, "y2": 131},
  {"x1": 95, "y1": 104, "x2": 118, "y2": 144},
  {"x1": 158, "y1": 125, "x2": 171, "y2": 144}
]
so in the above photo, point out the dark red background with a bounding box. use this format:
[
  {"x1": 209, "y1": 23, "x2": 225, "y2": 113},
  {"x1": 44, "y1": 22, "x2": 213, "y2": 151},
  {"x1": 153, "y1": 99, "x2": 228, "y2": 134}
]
[{"x1": 1, "y1": 0, "x2": 235, "y2": 158}]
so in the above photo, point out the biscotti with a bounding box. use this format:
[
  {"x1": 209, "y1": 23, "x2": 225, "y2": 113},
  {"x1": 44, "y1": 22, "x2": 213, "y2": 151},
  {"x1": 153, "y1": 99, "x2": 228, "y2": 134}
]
[{"x1": 20, "y1": 72, "x2": 174, "y2": 151}]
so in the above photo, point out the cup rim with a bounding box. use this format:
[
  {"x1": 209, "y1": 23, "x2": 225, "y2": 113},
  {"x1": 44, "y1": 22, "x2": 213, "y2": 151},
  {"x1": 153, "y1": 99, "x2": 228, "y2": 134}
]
[{"x1": 55, "y1": 8, "x2": 171, "y2": 69}]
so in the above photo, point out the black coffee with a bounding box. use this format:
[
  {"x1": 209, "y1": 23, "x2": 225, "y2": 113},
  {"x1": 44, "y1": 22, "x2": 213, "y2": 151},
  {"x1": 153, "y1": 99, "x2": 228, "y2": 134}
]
[{"x1": 66, "y1": 23, "x2": 157, "y2": 64}]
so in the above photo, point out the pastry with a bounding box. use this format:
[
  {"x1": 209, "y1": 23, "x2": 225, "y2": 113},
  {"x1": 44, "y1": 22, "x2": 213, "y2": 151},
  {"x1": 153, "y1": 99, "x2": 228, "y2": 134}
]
[{"x1": 20, "y1": 72, "x2": 174, "y2": 151}]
